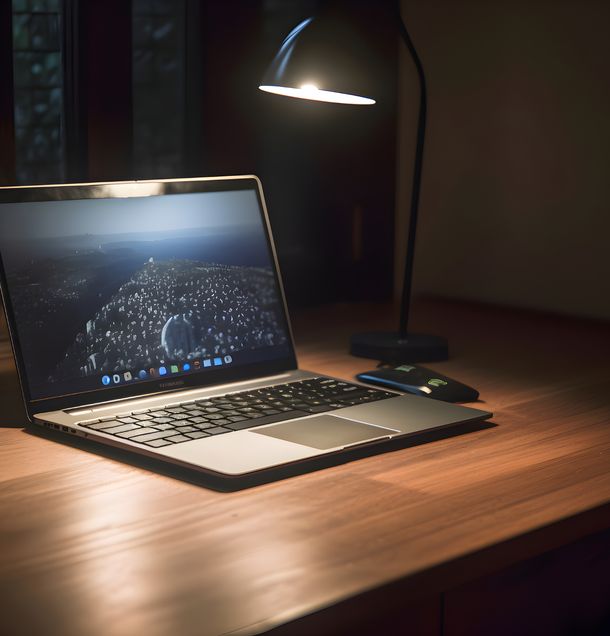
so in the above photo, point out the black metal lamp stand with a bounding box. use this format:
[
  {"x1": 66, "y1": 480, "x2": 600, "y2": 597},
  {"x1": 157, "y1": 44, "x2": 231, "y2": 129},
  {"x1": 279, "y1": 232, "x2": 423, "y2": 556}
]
[{"x1": 349, "y1": 11, "x2": 448, "y2": 363}]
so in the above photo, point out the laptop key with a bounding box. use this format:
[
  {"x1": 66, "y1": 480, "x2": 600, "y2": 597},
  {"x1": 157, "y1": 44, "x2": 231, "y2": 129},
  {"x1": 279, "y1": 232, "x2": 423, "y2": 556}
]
[
  {"x1": 116, "y1": 427, "x2": 157, "y2": 439},
  {"x1": 150, "y1": 417, "x2": 173, "y2": 424},
  {"x1": 117, "y1": 417, "x2": 138, "y2": 424},
  {"x1": 186, "y1": 431, "x2": 209, "y2": 439},
  {"x1": 175, "y1": 425, "x2": 197, "y2": 433},
  {"x1": 225, "y1": 419, "x2": 262, "y2": 431},
  {"x1": 143, "y1": 439, "x2": 173, "y2": 448},
  {"x1": 303, "y1": 405, "x2": 333, "y2": 413},
  {"x1": 85, "y1": 420, "x2": 123, "y2": 430},
  {"x1": 131, "y1": 430, "x2": 173, "y2": 443},
  {"x1": 238, "y1": 407, "x2": 260, "y2": 415},
  {"x1": 204, "y1": 427, "x2": 231, "y2": 435},
  {"x1": 165, "y1": 434, "x2": 191, "y2": 443},
  {"x1": 182, "y1": 403, "x2": 200, "y2": 411},
  {"x1": 188, "y1": 416, "x2": 209, "y2": 424},
  {"x1": 151, "y1": 422, "x2": 175, "y2": 431},
  {"x1": 102, "y1": 423, "x2": 143, "y2": 435}
]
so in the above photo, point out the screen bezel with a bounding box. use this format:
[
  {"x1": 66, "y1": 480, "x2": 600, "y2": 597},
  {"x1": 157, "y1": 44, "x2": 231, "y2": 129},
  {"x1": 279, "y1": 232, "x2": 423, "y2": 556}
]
[{"x1": 0, "y1": 175, "x2": 298, "y2": 415}]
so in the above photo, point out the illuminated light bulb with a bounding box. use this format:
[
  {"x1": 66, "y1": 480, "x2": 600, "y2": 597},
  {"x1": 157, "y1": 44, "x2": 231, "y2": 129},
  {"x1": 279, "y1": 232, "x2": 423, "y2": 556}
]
[{"x1": 259, "y1": 84, "x2": 375, "y2": 105}]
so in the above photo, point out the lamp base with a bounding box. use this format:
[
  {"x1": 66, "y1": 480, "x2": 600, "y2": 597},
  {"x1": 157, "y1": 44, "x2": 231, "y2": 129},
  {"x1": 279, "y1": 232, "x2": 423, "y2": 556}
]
[{"x1": 350, "y1": 331, "x2": 448, "y2": 363}]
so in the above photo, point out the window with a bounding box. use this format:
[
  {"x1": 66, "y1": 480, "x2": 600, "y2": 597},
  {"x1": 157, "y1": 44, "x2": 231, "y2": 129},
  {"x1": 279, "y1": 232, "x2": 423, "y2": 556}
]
[
  {"x1": 132, "y1": 0, "x2": 186, "y2": 178},
  {"x1": 12, "y1": 0, "x2": 65, "y2": 183}
]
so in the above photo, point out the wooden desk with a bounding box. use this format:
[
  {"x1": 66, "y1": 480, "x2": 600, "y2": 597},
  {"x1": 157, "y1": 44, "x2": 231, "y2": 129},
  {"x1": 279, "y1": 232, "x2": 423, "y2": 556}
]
[{"x1": 1, "y1": 301, "x2": 609, "y2": 635}]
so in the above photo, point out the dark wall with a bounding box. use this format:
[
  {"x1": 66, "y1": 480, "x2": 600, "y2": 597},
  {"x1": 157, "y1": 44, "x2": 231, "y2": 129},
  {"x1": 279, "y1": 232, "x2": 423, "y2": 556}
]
[{"x1": 397, "y1": 0, "x2": 610, "y2": 320}]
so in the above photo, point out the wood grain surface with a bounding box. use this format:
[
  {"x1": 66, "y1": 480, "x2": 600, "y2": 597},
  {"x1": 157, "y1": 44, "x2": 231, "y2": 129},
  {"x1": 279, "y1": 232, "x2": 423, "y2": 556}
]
[{"x1": 1, "y1": 300, "x2": 609, "y2": 636}]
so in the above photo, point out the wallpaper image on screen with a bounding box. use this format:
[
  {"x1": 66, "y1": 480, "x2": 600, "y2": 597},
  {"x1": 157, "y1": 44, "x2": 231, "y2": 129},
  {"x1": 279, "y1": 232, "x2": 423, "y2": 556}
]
[{"x1": 0, "y1": 190, "x2": 289, "y2": 399}]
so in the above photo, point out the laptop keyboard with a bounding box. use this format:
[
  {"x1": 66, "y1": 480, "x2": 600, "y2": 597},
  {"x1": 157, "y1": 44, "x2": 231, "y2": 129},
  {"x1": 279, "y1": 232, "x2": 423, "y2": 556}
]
[{"x1": 78, "y1": 377, "x2": 396, "y2": 448}]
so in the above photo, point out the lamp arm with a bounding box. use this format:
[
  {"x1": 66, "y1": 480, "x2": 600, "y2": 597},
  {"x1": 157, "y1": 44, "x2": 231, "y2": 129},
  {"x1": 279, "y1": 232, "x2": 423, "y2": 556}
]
[{"x1": 396, "y1": 10, "x2": 427, "y2": 339}]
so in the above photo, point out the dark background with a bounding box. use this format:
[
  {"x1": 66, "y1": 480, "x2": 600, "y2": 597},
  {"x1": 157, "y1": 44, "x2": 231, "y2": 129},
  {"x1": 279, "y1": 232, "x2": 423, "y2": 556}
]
[
  {"x1": 397, "y1": 0, "x2": 610, "y2": 321},
  {"x1": 1, "y1": 0, "x2": 609, "y2": 325},
  {"x1": 0, "y1": 0, "x2": 397, "y2": 311}
]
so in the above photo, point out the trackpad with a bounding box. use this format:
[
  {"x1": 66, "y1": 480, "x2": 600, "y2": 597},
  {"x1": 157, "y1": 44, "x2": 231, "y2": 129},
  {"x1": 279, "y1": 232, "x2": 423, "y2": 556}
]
[{"x1": 254, "y1": 414, "x2": 394, "y2": 450}]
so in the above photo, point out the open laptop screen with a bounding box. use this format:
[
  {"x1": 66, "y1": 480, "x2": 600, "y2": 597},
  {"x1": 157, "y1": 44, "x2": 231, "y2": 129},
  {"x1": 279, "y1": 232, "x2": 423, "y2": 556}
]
[{"x1": 0, "y1": 178, "x2": 294, "y2": 404}]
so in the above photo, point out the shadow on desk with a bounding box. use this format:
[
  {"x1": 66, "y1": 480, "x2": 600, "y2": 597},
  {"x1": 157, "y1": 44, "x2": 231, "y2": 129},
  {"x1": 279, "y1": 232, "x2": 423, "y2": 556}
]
[
  {"x1": 24, "y1": 418, "x2": 496, "y2": 492},
  {"x1": 0, "y1": 373, "x2": 29, "y2": 428}
]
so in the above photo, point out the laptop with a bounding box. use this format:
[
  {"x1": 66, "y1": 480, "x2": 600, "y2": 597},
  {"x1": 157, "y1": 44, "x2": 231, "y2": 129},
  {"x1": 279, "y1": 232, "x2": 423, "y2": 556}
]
[{"x1": 0, "y1": 175, "x2": 491, "y2": 482}]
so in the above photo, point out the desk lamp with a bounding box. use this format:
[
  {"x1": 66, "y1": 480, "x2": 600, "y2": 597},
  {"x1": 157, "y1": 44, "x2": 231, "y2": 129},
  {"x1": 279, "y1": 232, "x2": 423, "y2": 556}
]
[{"x1": 259, "y1": 6, "x2": 448, "y2": 362}]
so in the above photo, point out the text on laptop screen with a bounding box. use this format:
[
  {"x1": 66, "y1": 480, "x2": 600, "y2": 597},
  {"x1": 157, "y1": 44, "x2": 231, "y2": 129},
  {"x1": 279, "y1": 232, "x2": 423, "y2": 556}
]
[{"x1": 0, "y1": 187, "x2": 291, "y2": 400}]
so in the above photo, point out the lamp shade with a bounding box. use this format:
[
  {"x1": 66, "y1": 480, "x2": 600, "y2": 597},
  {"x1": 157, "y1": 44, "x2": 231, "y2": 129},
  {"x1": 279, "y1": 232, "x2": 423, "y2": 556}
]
[{"x1": 259, "y1": 15, "x2": 376, "y2": 105}]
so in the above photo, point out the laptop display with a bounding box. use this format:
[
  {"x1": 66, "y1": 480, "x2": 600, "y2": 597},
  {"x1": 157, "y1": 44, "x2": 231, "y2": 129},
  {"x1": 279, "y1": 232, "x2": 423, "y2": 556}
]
[{"x1": 0, "y1": 179, "x2": 292, "y2": 403}]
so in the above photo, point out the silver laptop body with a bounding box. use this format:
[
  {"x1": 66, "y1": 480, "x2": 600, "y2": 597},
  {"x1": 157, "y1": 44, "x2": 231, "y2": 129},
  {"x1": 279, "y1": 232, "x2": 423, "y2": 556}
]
[{"x1": 0, "y1": 176, "x2": 491, "y2": 480}]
